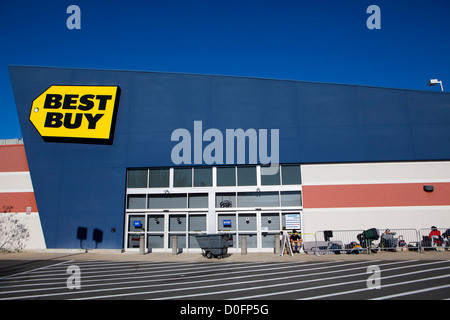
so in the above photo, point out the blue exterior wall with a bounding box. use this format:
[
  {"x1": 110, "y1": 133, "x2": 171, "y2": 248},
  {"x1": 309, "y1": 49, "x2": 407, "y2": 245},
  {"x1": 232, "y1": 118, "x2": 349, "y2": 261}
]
[{"x1": 9, "y1": 66, "x2": 450, "y2": 249}]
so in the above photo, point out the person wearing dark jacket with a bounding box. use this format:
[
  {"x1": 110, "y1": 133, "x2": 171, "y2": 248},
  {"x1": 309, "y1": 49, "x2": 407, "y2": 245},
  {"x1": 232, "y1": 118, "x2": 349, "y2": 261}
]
[{"x1": 290, "y1": 230, "x2": 302, "y2": 253}]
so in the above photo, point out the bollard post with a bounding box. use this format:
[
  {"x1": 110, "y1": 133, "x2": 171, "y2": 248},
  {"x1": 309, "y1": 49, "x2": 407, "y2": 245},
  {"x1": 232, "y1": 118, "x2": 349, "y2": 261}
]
[
  {"x1": 241, "y1": 235, "x2": 247, "y2": 255},
  {"x1": 172, "y1": 235, "x2": 178, "y2": 255},
  {"x1": 139, "y1": 234, "x2": 145, "y2": 255},
  {"x1": 274, "y1": 234, "x2": 280, "y2": 255}
]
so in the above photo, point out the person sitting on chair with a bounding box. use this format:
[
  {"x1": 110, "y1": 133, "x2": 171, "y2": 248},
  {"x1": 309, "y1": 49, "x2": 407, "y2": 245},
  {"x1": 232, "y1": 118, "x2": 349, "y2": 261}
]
[
  {"x1": 381, "y1": 229, "x2": 396, "y2": 251},
  {"x1": 290, "y1": 230, "x2": 302, "y2": 253},
  {"x1": 429, "y1": 226, "x2": 442, "y2": 247},
  {"x1": 442, "y1": 228, "x2": 450, "y2": 249}
]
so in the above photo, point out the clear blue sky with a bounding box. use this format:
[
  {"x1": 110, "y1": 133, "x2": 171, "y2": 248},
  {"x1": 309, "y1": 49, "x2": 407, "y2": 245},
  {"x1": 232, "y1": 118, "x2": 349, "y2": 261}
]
[{"x1": 1, "y1": 0, "x2": 449, "y2": 139}]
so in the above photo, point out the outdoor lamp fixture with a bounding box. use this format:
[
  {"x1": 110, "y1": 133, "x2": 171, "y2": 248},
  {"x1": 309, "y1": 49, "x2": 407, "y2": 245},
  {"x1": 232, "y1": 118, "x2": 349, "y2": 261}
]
[{"x1": 428, "y1": 79, "x2": 444, "y2": 91}]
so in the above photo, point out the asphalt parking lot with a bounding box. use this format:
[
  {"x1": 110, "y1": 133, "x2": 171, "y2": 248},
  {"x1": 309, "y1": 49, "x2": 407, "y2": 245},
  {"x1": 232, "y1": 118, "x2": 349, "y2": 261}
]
[{"x1": 0, "y1": 250, "x2": 449, "y2": 303}]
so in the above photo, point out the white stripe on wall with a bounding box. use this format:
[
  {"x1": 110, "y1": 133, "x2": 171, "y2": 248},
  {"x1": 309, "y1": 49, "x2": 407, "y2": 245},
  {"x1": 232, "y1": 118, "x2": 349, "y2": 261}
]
[
  {"x1": 0, "y1": 172, "x2": 34, "y2": 193},
  {"x1": 301, "y1": 161, "x2": 450, "y2": 186}
]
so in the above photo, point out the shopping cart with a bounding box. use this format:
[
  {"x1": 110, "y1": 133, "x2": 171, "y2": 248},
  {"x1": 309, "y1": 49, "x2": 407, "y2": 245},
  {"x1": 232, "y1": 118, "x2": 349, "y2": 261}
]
[{"x1": 195, "y1": 233, "x2": 232, "y2": 259}]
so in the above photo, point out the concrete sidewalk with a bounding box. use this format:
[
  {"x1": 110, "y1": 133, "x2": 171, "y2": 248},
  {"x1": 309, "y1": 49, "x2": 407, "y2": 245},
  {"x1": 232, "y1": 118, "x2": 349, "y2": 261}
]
[{"x1": 1, "y1": 249, "x2": 449, "y2": 264}]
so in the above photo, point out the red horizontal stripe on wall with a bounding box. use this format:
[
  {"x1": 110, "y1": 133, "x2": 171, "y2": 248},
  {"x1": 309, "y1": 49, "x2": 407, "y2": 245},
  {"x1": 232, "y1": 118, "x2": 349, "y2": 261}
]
[
  {"x1": 303, "y1": 183, "x2": 450, "y2": 208},
  {"x1": 0, "y1": 145, "x2": 30, "y2": 172},
  {"x1": 0, "y1": 192, "x2": 38, "y2": 213}
]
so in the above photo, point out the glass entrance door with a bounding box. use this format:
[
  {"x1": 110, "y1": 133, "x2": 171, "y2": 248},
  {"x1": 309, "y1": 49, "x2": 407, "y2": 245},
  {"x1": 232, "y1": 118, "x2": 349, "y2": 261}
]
[
  {"x1": 237, "y1": 213, "x2": 258, "y2": 251},
  {"x1": 126, "y1": 212, "x2": 207, "y2": 252},
  {"x1": 204, "y1": 211, "x2": 303, "y2": 252},
  {"x1": 218, "y1": 211, "x2": 297, "y2": 252},
  {"x1": 147, "y1": 214, "x2": 165, "y2": 250},
  {"x1": 260, "y1": 212, "x2": 281, "y2": 250},
  {"x1": 238, "y1": 212, "x2": 285, "y2": 252}
]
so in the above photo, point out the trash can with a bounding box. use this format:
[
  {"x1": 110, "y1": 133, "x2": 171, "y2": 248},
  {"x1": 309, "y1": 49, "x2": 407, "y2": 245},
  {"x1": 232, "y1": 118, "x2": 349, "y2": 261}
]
[{"x1": 195, "y1": 233, "x2": 232, "y2": 259}]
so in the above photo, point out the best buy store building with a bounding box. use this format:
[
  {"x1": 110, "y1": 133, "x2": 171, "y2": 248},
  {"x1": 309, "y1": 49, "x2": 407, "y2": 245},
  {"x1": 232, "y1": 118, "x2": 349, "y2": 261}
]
[{"x1": 8, "y1": 66, "x2": 450, "y2": 252}]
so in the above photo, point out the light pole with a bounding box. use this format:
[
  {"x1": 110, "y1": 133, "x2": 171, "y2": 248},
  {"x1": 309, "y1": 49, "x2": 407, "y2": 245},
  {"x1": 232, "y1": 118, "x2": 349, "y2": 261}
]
[{"x1": 428, "y1": 79, "x2": 444, "y2": 92}]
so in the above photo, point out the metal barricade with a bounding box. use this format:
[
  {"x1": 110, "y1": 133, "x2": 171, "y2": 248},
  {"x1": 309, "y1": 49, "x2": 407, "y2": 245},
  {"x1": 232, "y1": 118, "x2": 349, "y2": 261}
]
[
  {"x1": 312, "y1": 228, "x2": 422, "y2": 255},
  {"x1": 312, "y1": 230, "x2": 368, "y2": 255},
  {"x1": 418, "y1": 227, "x2": 450, "y2": 252},
  {"x1": 378, "y1": 228, "x2": 420, "y2": 252}
]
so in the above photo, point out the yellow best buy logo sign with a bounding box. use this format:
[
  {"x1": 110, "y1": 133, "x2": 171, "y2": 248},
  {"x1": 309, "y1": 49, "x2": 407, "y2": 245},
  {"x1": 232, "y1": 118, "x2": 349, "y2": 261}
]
[{"x1": 30, "y1": 85, "x2": 120, "y2": 143}]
